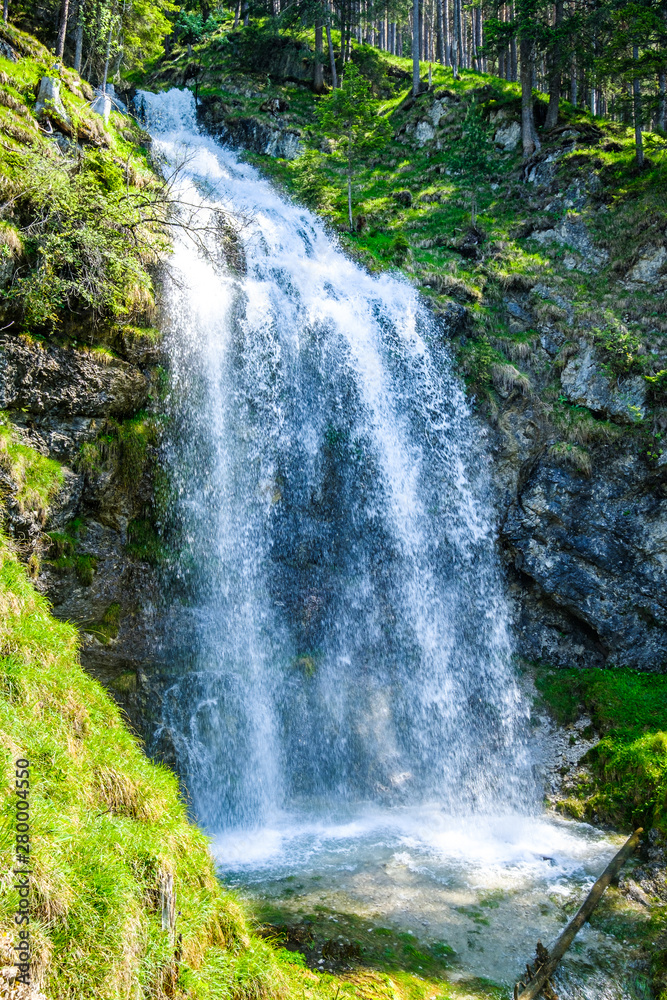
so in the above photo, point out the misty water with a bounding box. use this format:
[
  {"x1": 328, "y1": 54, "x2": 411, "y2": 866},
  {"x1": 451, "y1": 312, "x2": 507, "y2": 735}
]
[{"x1": 139, "y1": 89, "x2": 632, "y2": 995}]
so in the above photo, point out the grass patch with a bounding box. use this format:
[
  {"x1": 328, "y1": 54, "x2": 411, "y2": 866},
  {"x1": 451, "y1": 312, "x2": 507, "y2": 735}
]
[
  {"x1": 0, "y1": 411, "x2": 63, "y2": 514},
  {"x1": 535, "y1": 666, "x2": 667, "y2": 832}
]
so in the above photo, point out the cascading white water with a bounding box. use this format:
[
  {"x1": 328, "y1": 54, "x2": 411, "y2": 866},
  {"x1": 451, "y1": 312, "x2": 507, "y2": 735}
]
[
  {"x1": 137, "y1": 89, "x2": 629, "y2": 994},
  {"x1": 139, "y1": 87, "x2": 535, "y2": 832}
]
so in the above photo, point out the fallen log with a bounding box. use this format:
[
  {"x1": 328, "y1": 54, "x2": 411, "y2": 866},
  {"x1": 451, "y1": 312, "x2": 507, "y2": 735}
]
[{"x1": 514, "y1": 827, "x2": 643, "y2": 1000}]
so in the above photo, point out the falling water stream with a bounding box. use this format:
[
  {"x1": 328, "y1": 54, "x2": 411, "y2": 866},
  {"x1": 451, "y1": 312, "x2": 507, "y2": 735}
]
[{"x1": 139, "y1": 89, "x2": 633, "y2": 995}]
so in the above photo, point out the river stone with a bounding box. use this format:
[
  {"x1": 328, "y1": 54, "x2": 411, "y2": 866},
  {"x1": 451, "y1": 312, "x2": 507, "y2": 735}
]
[
  {"x1": 561, "y1": 345, "x2": 647, "y2": 422},
  {"x1": 494, "y1": 121, "x2": 521, "y2": 151}
]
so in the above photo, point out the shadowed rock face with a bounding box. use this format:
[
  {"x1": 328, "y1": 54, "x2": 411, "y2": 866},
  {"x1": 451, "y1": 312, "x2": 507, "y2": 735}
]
[
  {"x1": 196, "y1": 98, "x2": 303, "y2": 159},
  {"x1": 501, "y1": 456, "x2": 667, "y2": 670},
  {"x1": 0, "y1": 329, "x2": 177, "y2": 747}
]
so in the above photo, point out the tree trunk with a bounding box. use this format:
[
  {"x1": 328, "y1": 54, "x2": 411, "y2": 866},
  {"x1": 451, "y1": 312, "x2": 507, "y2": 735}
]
[
  {"x1": 412, "y1": 0, "x2": 420, "y2": 95},
  {"x1": 233, "y1": 0, "x2": 240, "y2": 28},
  {"x1": 659, "y1": 71, "x2": 666, "y2": 131},
  {"x1": 516, "y1": 830, "x2": 643, "y2": 1000},
  {"x1": 520, "y1": 36, "x2": 536, "y2": 157},
  {"x1": 326, "y1": 22, "x2": 337, "y2": 87},
  {"x1": 455, "y1": 0, "x2": 463, "y2": 71},
  {"x1": 633, "y1": 45, "x2": 644, "y2": 167},
  {"x1": 74, "y1": 13, "x2": 83, "y2": 70},
  {"x1": 314, "y1": 23, "x2": 324, "y2": 92},
  {"x1": 2, "y1": 0, "x2": 7, "y2": 24},
  {"x1": 436, "y1": 0, "x2": 444, "y2": 64},
  {"x1": 101, "y1": 15, "x2": 113, "y2": 92},
  {"x1": 545, "y1": 0, "x2": 563, "y2": 129},
  {"x1": 443, "y1": 0, "x2": 450, "y2": 65},
  {"x1": 243, "y1": 0, "x2": 249, "y2": 27},
  {"x1": 347, "y1": 150, "x2": 353, "y2": 231},
  {"x1": 451, "y1": 0, "x2": 459, "y2": 77},
  {"x1": 56, "y1": 0, "x2": 70, "y2": 59}
]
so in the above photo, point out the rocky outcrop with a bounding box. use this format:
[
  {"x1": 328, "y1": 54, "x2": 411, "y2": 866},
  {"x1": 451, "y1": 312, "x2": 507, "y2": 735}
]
[
  {"x1": 222, "y1": 115, "x2": 303, "y2": 158},
  {"x1": 502, "y1": 455, "x2": 667, "y2": 670},
  {"x1": 561, "y1": 345, "x2": 647, "y2": 422},
  {"x1": 0, "y1": 328, "x2": 174, "y2": 744},
  {"x1": 197, "y1": 97, "x2": 303, "y2": 159},
  {"x1": 531, "y1": 214, "x2": 609, "y2": 272},
  {"x1": 494, "y1": 121, "x2": 521, "y2": 151},
  {"x1": 0, "y1": 334, "x2": 148, "y2": 420}
]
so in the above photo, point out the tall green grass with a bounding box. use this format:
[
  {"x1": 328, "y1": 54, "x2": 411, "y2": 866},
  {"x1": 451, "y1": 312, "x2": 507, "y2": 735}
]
[{"x1": 0, "y1": 533, "x2": 290, "y2": 999}]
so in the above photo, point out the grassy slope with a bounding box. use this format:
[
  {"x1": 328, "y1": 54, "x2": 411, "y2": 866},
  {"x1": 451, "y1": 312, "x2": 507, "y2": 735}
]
[{"x1": 0, "y1": 22, "x2": 165, "y2": 343}]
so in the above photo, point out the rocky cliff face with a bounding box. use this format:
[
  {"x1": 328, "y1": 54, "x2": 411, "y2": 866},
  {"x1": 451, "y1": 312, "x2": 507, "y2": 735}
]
[
  {"x1": 493, "y1": 363, "x2": 666, "y2": 671},
  {"x1": 0, "y1": 327, "x2": 177, "y2": 743}
]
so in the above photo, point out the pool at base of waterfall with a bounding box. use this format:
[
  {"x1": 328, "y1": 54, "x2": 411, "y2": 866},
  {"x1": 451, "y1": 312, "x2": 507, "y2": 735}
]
[{"x1": 213, "y1": 807, "x2": 645, "y2": 998}]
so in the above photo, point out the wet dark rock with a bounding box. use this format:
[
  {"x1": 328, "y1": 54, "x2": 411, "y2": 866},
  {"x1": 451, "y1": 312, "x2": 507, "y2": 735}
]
[
  {"x1": 436, "y1": 301, "x2": 469, "y2": 338},
  {"x1": 501, "y1": 455, "x2": 667, "y2": 670},
  {"x1": 0, "y1": 326, "x2": 169, "y2": 743},
  {"x1": 197, "y1": 100, "x2": 302, "y2": 159},
  {"x1": 0, "y1": 334, "x2": 148, "y2": 420}
]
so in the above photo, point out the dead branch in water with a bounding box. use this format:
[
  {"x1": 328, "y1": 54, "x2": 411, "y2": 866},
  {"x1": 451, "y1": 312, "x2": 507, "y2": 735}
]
[{"x1": 514, "y1": 827, "x2": 644, "y2": 1000}]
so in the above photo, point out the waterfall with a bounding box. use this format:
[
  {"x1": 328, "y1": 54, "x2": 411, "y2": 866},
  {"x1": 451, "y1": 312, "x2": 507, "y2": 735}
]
[{"x1": 139, "y1": 88, "x2": 536, "y2": 834}]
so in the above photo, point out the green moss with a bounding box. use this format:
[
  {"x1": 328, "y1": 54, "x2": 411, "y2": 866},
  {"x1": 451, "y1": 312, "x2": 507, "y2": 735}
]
[
  {"x1": 78, "y1": 412, "x2": 158, "y2": 485},
  {"x1": 535, "y1": 666, "x2": 667, "y2": 831},
  {"x1": 75, "y1": 553, "x2": 98, "y2": 587},
  {"x1": 127, "y1": 517, "x2": 166, "y2": 565},
  {"x1": 111, "y1": 671, "x2": 138, "y2": 694},
  {"x1": 0, "y1": 411, "x2": 64, "y2": 513},
  {"x1": 46, "y1": 518, "x2": 94, "y2": 580},
  {"x1": 84, "y1": 602, "x2": 122, "y2": 644}
]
